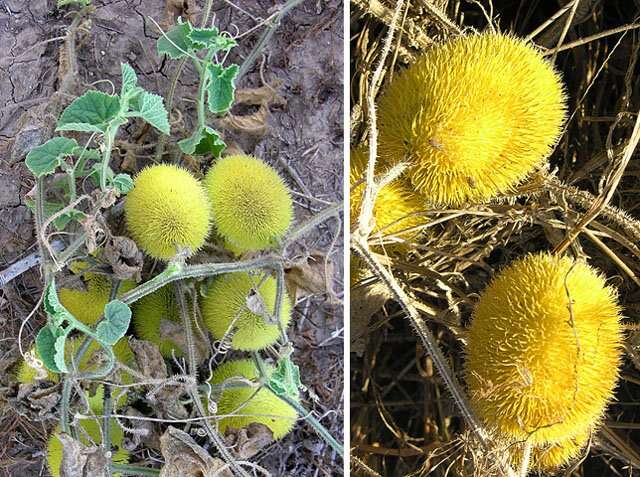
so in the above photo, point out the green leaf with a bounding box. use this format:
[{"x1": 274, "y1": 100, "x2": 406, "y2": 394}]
[
  {"x1": 112, "y1": 173, "x2": 134, "y2": 194},
  {"x1": 25, "y1": 137, "x2": 78, "y2": 178},
  {"x1": 72, "y1": 146, "x2": 101, "y2": 162},
  {"x1": 54, "y1": 333, "x2": 69, "y2": 373},
  {"x1": 95, "y1": 300, "x2": 131, "y2": 345},
  {"x1": 44, "y1": 280, "x2": 70, "y2": 328},
  {"x1": 121, "y1": 62, "x2": 138, "y2": 97},
  {"x1": 178, "y1": 125, "x2": 226, "y2": 156},
  {"x1": 268, "y1": 356, "x2": 301, "y2": 401},
  {"x1": 36, "y1": 326, "x2": 62, "y2": 373},
  {"x1": 206, "y1": 63, "x2": 239, "y2": 114},
  {"x1": 128, "y1": 92, "x2": 170, "y2": 135},
  {"x1": 24, "y1": 200, "x2": 84, "y2": 230},
  {"x1": 157, "y1": 21, "x2": 194, "y2": 59},
  {"x1": 188, "y1": 27, "x2": 237, "y2": 52},
  {"x1": 57, "y1": 91, "x2": 122, "y2": 133}
]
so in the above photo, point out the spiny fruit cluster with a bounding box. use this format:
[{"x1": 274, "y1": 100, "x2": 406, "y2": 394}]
[
  {"x1": 465, "y1": 252, "x2": 623, "y2": 470},
  {"x1": 124, "y1": 155, "x2": 293, "y2": 260}
]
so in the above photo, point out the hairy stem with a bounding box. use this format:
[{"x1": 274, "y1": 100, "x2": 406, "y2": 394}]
[{"x1": 112, "y1": 464, "x2": 160, "y2": 476}]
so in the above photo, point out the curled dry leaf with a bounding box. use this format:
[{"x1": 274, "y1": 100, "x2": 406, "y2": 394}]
[
  {"x1": 219, "y1": 84, "x2": 286, "y2": 137},
  {"x1": 102, "y1": 235, "x2": 143, "y2": 282},
  {"x1": 160, "y1": 426, "x2": 232, "y2": 477},
  {"x1": 158, "y1": 318, "x2": 209, "y2": 363},
  {"x1": 129, "y1": 338, "x2": 188, "y2": 419},
  {"x1": 129, "y1": 338, "x2": 168, "y2": 380},
  {"x1": 285, "y1": 252, "x2": 338, "y2": 303},
  {"x1": 13, "y1": 383, "x2": 60, "y2": 420},
  {"x1": 58, "y1": 433, "x2": 109, "y2": 477},
  {"x1": 350, "y1": 282, "x2": 391, "y2": 356},
  {"x1": 224, "y1": 423, "x2": 274, "y2": 460}
]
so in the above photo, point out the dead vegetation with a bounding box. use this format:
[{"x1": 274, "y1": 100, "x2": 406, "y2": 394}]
[{"x1": 350, "y1": 1, "x2": 640, "y2": 476}]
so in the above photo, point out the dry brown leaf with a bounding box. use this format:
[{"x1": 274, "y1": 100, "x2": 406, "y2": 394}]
[
  {"x1": 129, "y1": 339, "x2": 168, "y2": 380},
  {"x1": 350, "y1": 283, "x2": 391, "y2": 356},
  {"x1": 224, "y1": 423, "x2": 274, "y2": 460},
  {"x1": 58, "y1": 433, "x2": 109, "y2": 477},
  {"x1": 129, "y1": 338, "x2": 188, "y2": 419},
  {"x1": 102, "y1": 235, "x2": 143, "y2": 282},
  {"x1": 285, "y1": 252, "x2": 338, "y2": 303},
  {"x1": 219, "y1": 85, "x2": 286, "y2": 137},
  {"x1": 160, "y1": 426, "x2": 232, "y2": 477}
]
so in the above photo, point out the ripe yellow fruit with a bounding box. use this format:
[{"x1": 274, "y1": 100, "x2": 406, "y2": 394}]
[
  {"x1": 201, "y1": 272, "x2": 291, "y2": 351},
  {"x1": 125, "y1": 164, "x2": 211, "y2": 260},
  {"x1": 59, "y1": 274, "x2": 135, "y2": 326},
  {"x1": 47, "y1": 395, "x2": 129, "y2": 477},
  {"x1": 377, "y1": 33, "x2": 566, "y2": 206},
  {"x1": 350, "y1": 147, "x2": 424, "y2": 244},
  {"x1": 465, "y1": 253, "x2": 623, "y2": 445},
  {"x1": 210, "y1": 358, "x2": 297, "y2": 439},
  {"x1": 204, "y1": 155, "x2": 293, "y2": 252},
  {"x1": 133, "y1": 285, "x2": 185, "y2": 358},
  {"x1": 509, "y1": 430, "x2": 589, "y2": 472}
]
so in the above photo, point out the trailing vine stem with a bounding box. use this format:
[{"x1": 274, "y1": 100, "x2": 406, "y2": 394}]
[
  {"x1": 175, "y1": 279, "x2": 251, "y2": 477},
  {"x1": 112, "y1": 463, "x2": 160, "y2": 476},
  {"x1": 252, "y1": 353, "x2": 344, "y2": 459}
]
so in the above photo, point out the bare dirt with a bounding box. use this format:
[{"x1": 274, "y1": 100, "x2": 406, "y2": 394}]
[{"x1": 0, "y1": 0, "x2": 344, "y2": 475}]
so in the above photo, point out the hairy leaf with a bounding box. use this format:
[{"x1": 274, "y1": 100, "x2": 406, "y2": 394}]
[
  {"x1": 157, "y1": 21, "x2": 194, "y2": 59},
  {"x1": 188, "y1": 27, "x2": 237, "y2": 52},
  {"x1": 206, "y1": 63, "x2": 239, "y2": 114},
  {"x1": 178, "y1": 125, "x2": 226, "y2": 156},
  {"x1": 57, "y1": 91, "x2": 122, "y2": 133},
  {"x1": 25, "y1": 137, "x2": 78, "y2": 178},
  {"x1": 96, "y1": 300, "x2": 131, "y2": 345},
  {"x1": 129, "y1": 92, "x2": 170, "y2": 135}
]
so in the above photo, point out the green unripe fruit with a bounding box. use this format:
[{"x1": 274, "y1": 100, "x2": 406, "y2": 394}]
[
  {"x1": 201, "y1": 271, "x2": 291, "y2": 351},
  {"x1": 125, "y1": 164, "x2": 211, "y2": 260},
  {"x1": 204, "y1": 155, "x2": 293, "y2": 253},
  {"x1": 210, "y1": 359, "x2": 297, "y2": 439}
]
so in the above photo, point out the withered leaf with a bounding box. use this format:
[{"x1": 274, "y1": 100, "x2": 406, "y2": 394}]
[
  {"x1": 224, "y1": 423, "x2": 274, "y2": 460},
  {"x1": 160, "y1": 426, "x2": 232, "y2": 477}
]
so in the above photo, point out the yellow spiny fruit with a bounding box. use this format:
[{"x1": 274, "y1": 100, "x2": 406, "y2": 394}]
[
  {"x1": 465, "y1": 253, "x2": 623, "y2": 445},
  {"x1": 350, "y1": 147, "x2": 424, "y2": 244},
  {"x1": 377, "y1": 33, "x2": 566, "y2": 206},
  {"x1": 509, "y1": 430, "x2": 589, "y2": 472},
  {"x1": 210, "y1": 358, "x2": 297, "y2": 439},
  {"x1": 204, "y1": 155, "x2": 293, "y2": 253},
  {"x1": 59, "y1": 274, "x2": 135, "y2": 327},
  {"x1": 133, "y1": 285, "x2": 185, "y2": 358},
  {"x1": 201, "y1": 271, "x2": 291, "y2": 351},
  {"x1": 46, "y1": 395, "x2": 129, "y2": 477},
  {"x1": 125, "y1": 164, "x2": 211, "y2": 260}
]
